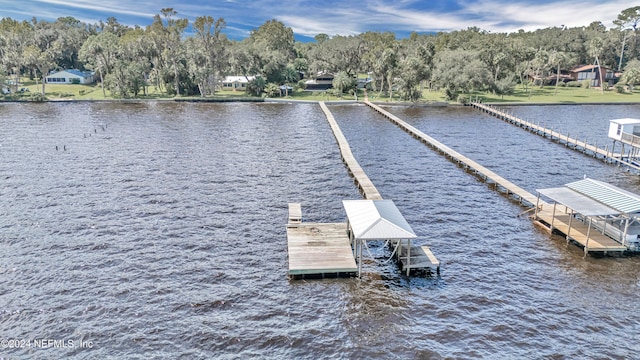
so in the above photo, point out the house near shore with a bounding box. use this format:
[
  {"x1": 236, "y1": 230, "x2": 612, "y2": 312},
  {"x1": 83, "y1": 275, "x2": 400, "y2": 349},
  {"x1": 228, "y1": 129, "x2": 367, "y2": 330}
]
[
  {"x1": 45, "y1": 69, "x2": 95, "y2": 84},
  {"x1": 304, "y1": 72, "x2": 334, "y2": 90},
  {"x1": 221, "y1": 76, "x2": 255, "y2": 91},
  {"x1": 569, "y1": 64, "x2": 616, "y2": 87}
]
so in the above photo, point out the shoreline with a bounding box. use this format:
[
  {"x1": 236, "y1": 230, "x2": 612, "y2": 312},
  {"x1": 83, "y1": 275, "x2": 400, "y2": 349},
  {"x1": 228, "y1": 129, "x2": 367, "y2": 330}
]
[{"x1": 2, "y1": 97, "x2": 640, "y2": 107}]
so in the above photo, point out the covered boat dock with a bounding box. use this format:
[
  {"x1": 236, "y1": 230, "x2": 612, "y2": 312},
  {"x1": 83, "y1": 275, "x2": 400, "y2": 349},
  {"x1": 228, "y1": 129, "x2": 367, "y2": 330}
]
[
  {"x1": 286, "y1": 200, "x2": 439, "y2": 279},
  {"x1": 535, "y1": 178, "x2": 640, "y2": 255},
  {"x1": 343, "y1": 199, "x2": 439, "y2": 276}
]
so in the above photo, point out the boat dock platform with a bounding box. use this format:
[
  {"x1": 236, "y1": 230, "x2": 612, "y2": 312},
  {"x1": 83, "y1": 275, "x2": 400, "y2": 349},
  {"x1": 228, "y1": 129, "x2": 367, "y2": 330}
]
[
  {"x1": 285, "y1": 103, "x2": 440, "y2": 279},
  {"x1": 286, "y1": 202, "x2": 441, "y2": 279},
  {"x1": 469, "y1": 102, "x2": 640, "y2": 173},
  {"x1": 534, "y1": 210, "x2": 628, "y2": 254},
  {"x1": 286, "y1": 203, "x2": 357, "y2": 279},
  {"x1": 394, "y1": 241, "x2": 441, "y2": 275}
]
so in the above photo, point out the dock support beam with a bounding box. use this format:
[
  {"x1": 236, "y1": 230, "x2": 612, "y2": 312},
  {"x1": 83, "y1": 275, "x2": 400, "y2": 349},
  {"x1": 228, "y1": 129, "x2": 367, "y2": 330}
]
[
  {"x1": 566, "y1": 212, "x2": 573, "y2": 244},
  {"x1": 584, "y1": 218, "x2": 592, "y2": 257},
  {"x1": 550, "y1": 201, "x2": 557, "y2": 232}
]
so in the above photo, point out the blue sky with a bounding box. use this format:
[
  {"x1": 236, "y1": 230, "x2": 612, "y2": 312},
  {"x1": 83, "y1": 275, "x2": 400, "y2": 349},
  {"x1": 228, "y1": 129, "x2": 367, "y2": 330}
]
[{"x1": 0, "y1": 0, "x2": 633, "y2": 41}]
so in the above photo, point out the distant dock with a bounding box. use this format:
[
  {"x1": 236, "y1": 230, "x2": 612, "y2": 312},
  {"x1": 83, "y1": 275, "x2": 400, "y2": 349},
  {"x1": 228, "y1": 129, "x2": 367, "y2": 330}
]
[
  {"x1": 365, "y1": 100, "x2": 636, "y2": 255},
  {"x1": 469, "y1": 102, "x2": 640, "y2": 173}
]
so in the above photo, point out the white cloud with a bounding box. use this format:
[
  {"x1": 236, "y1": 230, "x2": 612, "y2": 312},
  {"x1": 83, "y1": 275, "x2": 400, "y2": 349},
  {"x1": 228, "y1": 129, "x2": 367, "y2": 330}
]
[
  {"x1": 0, "y1": 0, "x2": 634, "y2": 37},
  {"x1": 279, "y1": 16, "x2": 361, "y2": 37},
  {"x1": 31, "y1": 0, "x2": 157, "y2": 19},
  {"x1": 461, "y1": 0, "x2": 633, "y2": 32}
]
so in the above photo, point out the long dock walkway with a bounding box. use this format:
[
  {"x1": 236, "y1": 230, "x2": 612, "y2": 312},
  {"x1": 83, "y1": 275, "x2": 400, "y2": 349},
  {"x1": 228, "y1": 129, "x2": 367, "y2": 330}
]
[
  {"x1": 469, "y1": 102, "x2": 640, "y2": 173},
  {"x1": 364, "y1": 101, "x2": 545, "y2": 209},
  {"x1": 319, "y1": 101, "x2": 382, "y2": 200}
]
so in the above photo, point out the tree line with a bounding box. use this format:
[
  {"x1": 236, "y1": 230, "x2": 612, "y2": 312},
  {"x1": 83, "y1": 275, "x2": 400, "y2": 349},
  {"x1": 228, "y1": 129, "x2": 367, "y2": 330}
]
[{"x1": 1, "y1": 6, "x2": 639, "y2": 101}]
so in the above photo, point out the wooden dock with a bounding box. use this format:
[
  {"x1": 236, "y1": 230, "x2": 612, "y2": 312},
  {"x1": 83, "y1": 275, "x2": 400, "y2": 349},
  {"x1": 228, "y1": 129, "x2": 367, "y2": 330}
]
[
  {"x1": 535, "y1": 210, "x2": 627, "y2": 254},
  {"x1": 469, "y1": 102, "x2": 640, "y2": 173},
  {"x1": 284, "y1": 104, "x2": 440, "y2": 279},
  {"x1": 319, "y1": 101, "x2": 382, "y2": 200},
  {"x1": 393, "y1": 242, "x2": 440, "y2": 275},
  {"x1": 286, "y1": 204, "x2": 357, "y2": 278},
  {"x1": 364, "y1": 101, "x2": 635, "y2": 255},
  {"x1": 364, "y1": 101, "x2": 546, "y2": 209}
]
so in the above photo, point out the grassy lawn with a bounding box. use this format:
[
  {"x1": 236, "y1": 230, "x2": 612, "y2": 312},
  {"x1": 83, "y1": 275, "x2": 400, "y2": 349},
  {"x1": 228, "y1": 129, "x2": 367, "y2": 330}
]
[
  {"x1": 464, "y1": 86, "x2": 640, "y2": 104},
  {"x1": 5, "y1": 77, "x2": 640, "y2": 104}
]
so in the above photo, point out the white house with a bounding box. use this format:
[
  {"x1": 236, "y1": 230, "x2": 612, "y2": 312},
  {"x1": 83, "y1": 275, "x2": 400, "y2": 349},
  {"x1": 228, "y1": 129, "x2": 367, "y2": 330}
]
[
  {"x1": 221, "y1": 76, "x2": 255, "y2": 91},
  {"x1": 45, "y1": 69, "x2": 95, "y2": 85}
]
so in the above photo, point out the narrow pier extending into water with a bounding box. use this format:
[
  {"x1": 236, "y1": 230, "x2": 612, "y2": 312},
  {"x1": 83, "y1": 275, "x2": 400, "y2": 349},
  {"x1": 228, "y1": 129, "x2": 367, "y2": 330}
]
[
  {"x1": 319, "y1": 101, "x2": 382, "y2": 200},
  {"x1": 365, "y1": 101, "x2": 543, "y2": 208},
  {"x1": 469, "y1": 102, "x2": 640, "y2": 173}
]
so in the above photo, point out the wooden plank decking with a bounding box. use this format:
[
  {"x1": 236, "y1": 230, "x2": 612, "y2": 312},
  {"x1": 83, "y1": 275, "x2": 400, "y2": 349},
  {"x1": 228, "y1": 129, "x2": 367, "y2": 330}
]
[
  {"x1": 395, "y1": 243, "x2": 440, "y2": 275},
  {"x1": 287, "y1": 203, "x2": 357, "y2": 277},
  {"x1": 287, "y1": 221, "x2": 358, "y2": 277},
  {"x1": 535, "y1": 211, "x2": 627, "y2": 252},
  {"x1": 319, "y1": 101, "x2": 382, "y2": 200},
  {"x1": 288, "y1": 203, "x2": 302, "y2": 225}
]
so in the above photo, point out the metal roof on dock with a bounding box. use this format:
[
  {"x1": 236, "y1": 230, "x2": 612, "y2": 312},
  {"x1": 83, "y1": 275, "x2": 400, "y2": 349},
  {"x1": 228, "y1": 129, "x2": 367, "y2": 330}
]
[
  {"x1": 537, "y1": 178, "x2": 640, "y2": 216},
  {"x1": 342, "y1": 200, "x2": 417, "y2": 240}
]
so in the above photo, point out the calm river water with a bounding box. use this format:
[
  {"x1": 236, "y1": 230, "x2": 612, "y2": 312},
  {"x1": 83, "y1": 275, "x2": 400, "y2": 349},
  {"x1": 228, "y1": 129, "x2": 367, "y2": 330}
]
[{"x1": 1, "y1": 101, "x2": 639, "y2": 359}]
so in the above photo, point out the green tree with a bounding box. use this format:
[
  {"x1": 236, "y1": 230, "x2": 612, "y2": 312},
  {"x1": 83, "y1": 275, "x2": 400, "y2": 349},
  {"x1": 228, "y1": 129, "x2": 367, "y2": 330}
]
[
  {"x1": 494, "y1": 75, "x2": 516, "y2": 98},
  {"x1": 549, "y1": 50, "x2": 568, "y2": 95},
  {"x1": 23, "y1": 19, "x2": 62, "y2": 95},
  {"x1": 245, "y1": 76, "x2": 266, "y2": 96},
  {"x1": 247, "y1": 19, "x2": 295, "y2": 83},
  {"x1": 396, "y1": 56, "x2": 424, "y2": 101},
  {"x1": 79, "y1": 31, "x2": 119, "y2": 97},
  {"x1": 280, "y1": 65, "x2": 298, "y2": 96},
  {"x1": 614, "y1": 6, "x2": 640, "y2": 71},
  {"x1": 52, "y1": 16, "x2": 89, "y2": 70},
  {"x1": 188, "y1": 16, "x2": 228, "y2": 96},
  {"x1": 621, "y1": 59, "x2": 640, "y2": 91},
  {"x1": 148, "y1": 8, "x2": 188, "y2": 96},
  {"x1": 308, "y1": 34, "x2": 364, "y2": 77},
  {"x1": 0, "y1": 19, "x2": 33, "y2": 92},
  {"x1": 332, "y1": 71, "x2": 355, "y2": 95},
  {"x1": 264, "y1": 82, "x2": 280, "y2": 97},
  {"x1": 432, "y1": 49, "x2": 491, "y2": 100},
  {"x1": 531, "y1": 49, "x2": 549, "y2": 89}
]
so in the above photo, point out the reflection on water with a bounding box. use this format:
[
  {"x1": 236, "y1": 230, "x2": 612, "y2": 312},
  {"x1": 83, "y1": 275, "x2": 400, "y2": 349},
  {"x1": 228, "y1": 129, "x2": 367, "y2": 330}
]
[{"x1": 0, "y1": 102, "x2": 638, "y2": 359}]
